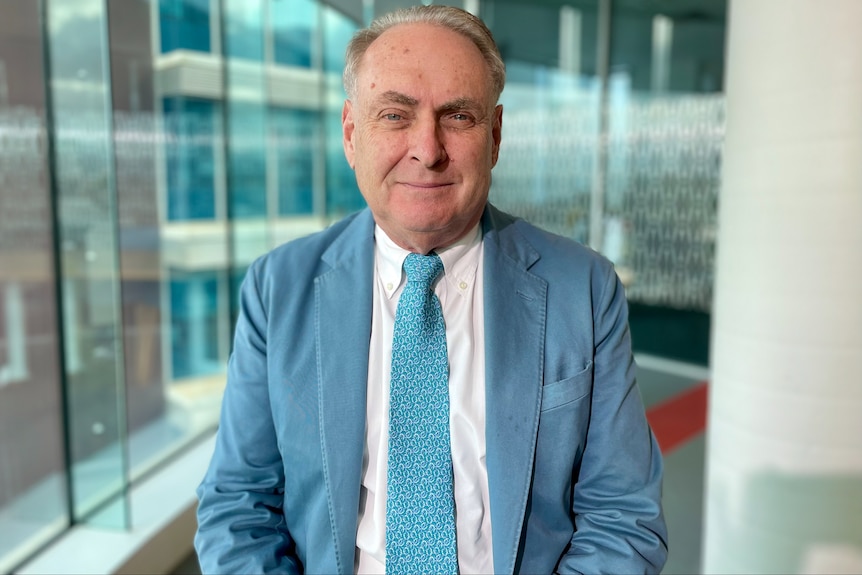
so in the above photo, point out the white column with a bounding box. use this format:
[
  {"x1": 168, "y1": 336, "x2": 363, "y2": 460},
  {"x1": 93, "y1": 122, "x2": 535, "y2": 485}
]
[
  {"x1": 558, "y1": 6, "x2": 582, "y2": 77},
  {"x1": 650, "y1": 15, "x2": 672, "y2": 93},
  {"x1": 704, "y1": 1, "x2": 862, "y2": 573}
]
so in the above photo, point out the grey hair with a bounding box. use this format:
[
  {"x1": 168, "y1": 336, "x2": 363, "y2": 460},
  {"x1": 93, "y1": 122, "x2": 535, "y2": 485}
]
[{"x1": 342, "y1": 4, "x2": 506, "y2": 103}]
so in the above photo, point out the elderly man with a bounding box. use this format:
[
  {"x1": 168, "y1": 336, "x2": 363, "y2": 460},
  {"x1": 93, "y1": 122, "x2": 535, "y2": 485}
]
[{"x1": 194, "y1": 5, "x2": 667, "y2": 574}]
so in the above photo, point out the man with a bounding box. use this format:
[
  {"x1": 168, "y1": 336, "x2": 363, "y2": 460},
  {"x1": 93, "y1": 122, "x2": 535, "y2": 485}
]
[{"x1": 195, "y1": 5, "x2": 667, "y2": 575}]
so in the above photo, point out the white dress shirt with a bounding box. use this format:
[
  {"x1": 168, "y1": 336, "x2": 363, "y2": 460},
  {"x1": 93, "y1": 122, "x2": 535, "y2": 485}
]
[{"x1": 355, "y1": 224, "x2": 493, "y2": 574}]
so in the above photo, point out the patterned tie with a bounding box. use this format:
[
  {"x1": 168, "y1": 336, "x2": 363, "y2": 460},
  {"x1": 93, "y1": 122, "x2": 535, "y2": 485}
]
[{"x1": 386, "y1": 252, "x2": 458, "y2": 575}]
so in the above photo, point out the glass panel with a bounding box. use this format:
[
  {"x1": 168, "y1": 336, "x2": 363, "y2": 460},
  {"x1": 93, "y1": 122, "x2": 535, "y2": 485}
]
[
  {"x1": 222, "y1": 0, "x2": 279, "y2": 364},
  {"x1": 273, "y1": 107, "x2": 316, "y2": 215},
  {"x1": 223, "y1": 0, "x2": 264, "y2": 61},
  {"x1": 222, "y1": 0, "x2": 269, "y2": 295},
  {"x1": 226, "y1": 102, "x2": 268, "y2": 218},
  {"x1": 484, "y1": 0, "x2": 602, "y2": 246},
  {"x1": 110, "y1": 0, "x2": 173, "y2": 475},
  {"x1": 128, "y1": 0, "x2": 227, "y2": 475},
  {"x1": 606, "y1": 0, "x2": 727, "y2": 364},
  {"x1": 159, "y1": 0, "x2": 211, "y2": 54},
  {"x1": 170, "y1": 270, "x2": 222, "y2": 379},
  {"x1": 272, "y1": 0, "x2": 317, "y2": 68},
  {"x1": 164, "y1": 97, "x2": 217, "y2": 221},
  {"x1": 322, "y1": 5, "x2": 362, "y2": 218},
  {"x1": 45, "y1": 0, "x2": 129, "y2": 526},
  {"x1": 0, "y1": 1, "x2": 70, "y2": 570},
  {"x1": 609, "y1": 0, "x2": 726, "y2": 94}
]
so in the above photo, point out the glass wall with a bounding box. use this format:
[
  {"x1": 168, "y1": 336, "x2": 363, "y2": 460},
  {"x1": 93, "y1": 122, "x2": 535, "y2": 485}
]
[
  {"x1": 486, "y1": 0, "x2": 602, "y2": 247},
  {"x1": 0, "y1": 2, "x2": 69, "y2": 569},
  {"x1": 0, "y1": 0, "x2": 726, "y2": 570},
  {"x1": 486, "y1": 0, "x2": 726, "y2": 365},
  {"x1": 604, "y1": 0, "x2": 725, "y2": 364},
  {"x1": 0, "y1": 0, "x2": 361, "y2": 570}
]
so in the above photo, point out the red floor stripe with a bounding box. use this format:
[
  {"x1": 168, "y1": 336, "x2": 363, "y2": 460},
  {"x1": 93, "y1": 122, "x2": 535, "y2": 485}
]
[{"x1": 646, "y1": 382, "x2": 709, "y2": 454}]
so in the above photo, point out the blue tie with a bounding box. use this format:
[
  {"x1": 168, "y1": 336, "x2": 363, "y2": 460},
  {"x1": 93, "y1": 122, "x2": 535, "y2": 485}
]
[{"x1": 386, "y1": 252, "x2": 458, "y2": 575}]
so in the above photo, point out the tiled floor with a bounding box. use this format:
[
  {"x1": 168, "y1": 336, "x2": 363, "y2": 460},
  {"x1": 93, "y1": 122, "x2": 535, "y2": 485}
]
[{"x1": 175, "y1": 357, "x2": 707, "y2": 575}]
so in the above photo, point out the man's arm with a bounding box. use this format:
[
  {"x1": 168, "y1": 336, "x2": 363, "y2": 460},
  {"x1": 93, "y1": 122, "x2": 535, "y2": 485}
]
[
  {"x1": 557, "y1": 266, "x2": 668, "y2": 574},
  {"x1": 194, "y1": 262, "x2": 302, "y2": 574}
]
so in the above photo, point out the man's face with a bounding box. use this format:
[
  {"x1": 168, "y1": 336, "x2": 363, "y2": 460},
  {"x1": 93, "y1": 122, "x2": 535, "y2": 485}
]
[{"x1": 342, "y1": 22, "x2": 503, "y2": 253}]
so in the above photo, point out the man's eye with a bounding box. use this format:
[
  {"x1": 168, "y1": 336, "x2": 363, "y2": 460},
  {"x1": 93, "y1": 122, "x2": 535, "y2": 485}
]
[
  {"x1": 443, "y1": 113, "x2": 476, "y2": 128},
  {"x1": 384, "y1": 113, "x2": 403, "y2": 121}
]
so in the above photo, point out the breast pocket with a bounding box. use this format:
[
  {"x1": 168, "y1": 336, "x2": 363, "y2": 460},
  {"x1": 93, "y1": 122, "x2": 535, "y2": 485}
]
[{"x1": 540, "y1": 361, "x2": 593, "y2": 412}]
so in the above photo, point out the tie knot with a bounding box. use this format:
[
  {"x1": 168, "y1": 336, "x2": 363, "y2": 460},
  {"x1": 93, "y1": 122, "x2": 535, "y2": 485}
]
[{"x1": 403, "y1": 252, "x2": 444, "y2": 288}]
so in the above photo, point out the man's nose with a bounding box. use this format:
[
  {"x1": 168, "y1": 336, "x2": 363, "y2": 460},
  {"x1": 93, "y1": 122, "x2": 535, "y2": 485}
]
[{"x1": 409, "y1": 117, "x2": 447, "y2": 168}]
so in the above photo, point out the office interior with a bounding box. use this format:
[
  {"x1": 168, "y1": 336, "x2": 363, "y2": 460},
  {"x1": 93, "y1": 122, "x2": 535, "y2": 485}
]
[{"x1": 1, "y1": 0, "x2": 859, "y2": 574}]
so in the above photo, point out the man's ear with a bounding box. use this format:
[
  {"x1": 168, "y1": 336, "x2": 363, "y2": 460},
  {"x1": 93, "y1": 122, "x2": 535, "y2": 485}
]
[
  {"x1": 342, "y1": 99, "x2": 356, "y2": 169},
  {"x1": 490, "y1": 104, "x2": 503, "y2": 167}
]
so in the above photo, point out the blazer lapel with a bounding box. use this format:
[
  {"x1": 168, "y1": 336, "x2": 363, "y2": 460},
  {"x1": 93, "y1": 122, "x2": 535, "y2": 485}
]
[
  {"x1": 315, "y1": 209, "x2": 375, "y2": 573},
  {"x1": 482, "y1": 206, "x2": 547, "y2": 575}
]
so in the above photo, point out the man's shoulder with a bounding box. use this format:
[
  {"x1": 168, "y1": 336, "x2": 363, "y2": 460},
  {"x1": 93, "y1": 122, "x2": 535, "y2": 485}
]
[
  {"x1": 485, "y1": 204, "x2": 613, "y2": 274},
  {"x1": 248, "y1": 208, "x2": 372, "y2": 278}
]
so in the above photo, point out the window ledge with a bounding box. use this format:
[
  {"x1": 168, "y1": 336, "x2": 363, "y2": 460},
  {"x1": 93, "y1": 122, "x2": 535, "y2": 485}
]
[{"x1": 16, "y1": 434, "x2": 215, "y2": 575}]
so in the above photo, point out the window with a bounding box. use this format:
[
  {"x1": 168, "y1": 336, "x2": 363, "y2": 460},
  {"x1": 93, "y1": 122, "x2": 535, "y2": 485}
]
[
  {"x1": 164, "y1": 97, "x2": 217, "y2": 221},
  {"x1": 170, "y1": 270, "x2": 223, "y2": 380},
  {"x1": 273, "y1": 107, "x2": 316, "y2": 215},
  {"x1": 272, "y1": 0, "x2": 317, "y2": 68},
  {"x1": 159, "y1": 0, "x2": 211, "y2": 53}
]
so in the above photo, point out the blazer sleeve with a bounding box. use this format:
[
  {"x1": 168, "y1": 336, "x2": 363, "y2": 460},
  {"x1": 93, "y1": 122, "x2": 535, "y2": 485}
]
[
  {"x1": 194, "y1": 261, "x2": 302, "y2": 574},
  {"x1": 556, "y1": 266, "x2": 669, "y2": 575}
]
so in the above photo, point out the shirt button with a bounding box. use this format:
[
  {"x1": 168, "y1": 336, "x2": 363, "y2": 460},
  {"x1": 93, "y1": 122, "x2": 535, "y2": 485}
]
[
  {"x1": 386, "y1": 282, "x2": 394, "y2": 291},
  {"x1": 459, "y1": 281, "x2": 468, "y2": 290}
]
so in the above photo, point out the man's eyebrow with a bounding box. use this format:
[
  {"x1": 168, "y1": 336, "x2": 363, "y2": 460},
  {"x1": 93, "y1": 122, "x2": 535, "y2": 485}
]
[
  {"x1": 438, "y1": 97, "x2": 484, "y2": 114},
  {"x1": 373, "y1": 92, "x2": 483, "y2": 114},
  {"x1": 376, "y1": 90, "x2": 419, "y2": 107}
]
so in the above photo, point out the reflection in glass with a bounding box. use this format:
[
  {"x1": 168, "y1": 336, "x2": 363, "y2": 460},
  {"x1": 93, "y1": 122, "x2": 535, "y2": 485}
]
[
  {"x1": 227, "y1": 102, "x2": 267, "y2": 218},
  {"x1": 223, "y1": 0, "x2": 265, "y2": 61},
  {"x1": 46, "y1": 0, "x2": 129, "y2": 528},
  {"x1": 272, "y1": 0, "x2": 317, "y2": 68},
  {"x1": 0, "y1": 1, "x2": 70, "y2": 567},
  {"x1": 222, "y1": 0, "x2": 269, "y2": 299},
  {"x1": 605, "y1": 1, "x2": 726, "y2": 313},
  {"x1": 273, "y1": 107, "x2": 316, "y2": 215},
  {"x1": 164, "y1": 97, "x2": 217, "y2": 221},
  {"x1": 159, "y1": 0, "x2": 211, "y2": 54},
  {"x1": 486, "y1": 0, "x2": 602, "y2": 247},
  {"x1": 0, "y1": 104, "x2": 69, "y2": 572},
  {"x1": 170, "y1": 270, "x2": 222, "y2": 380},
  {"x1": 322, "y1": 5, "x2": 362, "y2": 218}
]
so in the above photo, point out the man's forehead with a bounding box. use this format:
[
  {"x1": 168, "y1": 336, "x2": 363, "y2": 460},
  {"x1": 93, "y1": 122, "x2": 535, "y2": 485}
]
[
  {"x1": 362, "y1": 22, "x2": 480, "y2": 68},
  {"x1": 355, "y1": 24, "x2": 492, "y2": 103},
  {"x1": 372, "y1": 21, "x2": 454, "y2": 48}
]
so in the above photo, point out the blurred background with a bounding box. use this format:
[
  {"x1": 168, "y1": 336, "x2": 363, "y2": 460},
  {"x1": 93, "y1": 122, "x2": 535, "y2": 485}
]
[{"x1": 1, "y1": 0, "x2": 859, "y2": 574}]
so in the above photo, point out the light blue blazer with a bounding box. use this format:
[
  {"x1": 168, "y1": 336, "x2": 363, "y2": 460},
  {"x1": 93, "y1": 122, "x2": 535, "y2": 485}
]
[{"x1": 195, "y1": 204, "x2": 667, "y2": 574}]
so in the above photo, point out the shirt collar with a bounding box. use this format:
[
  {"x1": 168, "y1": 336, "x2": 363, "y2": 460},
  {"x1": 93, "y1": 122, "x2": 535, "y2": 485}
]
[{"x1": 374, "y1": 224, "x2": 482, "y2": 300}]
